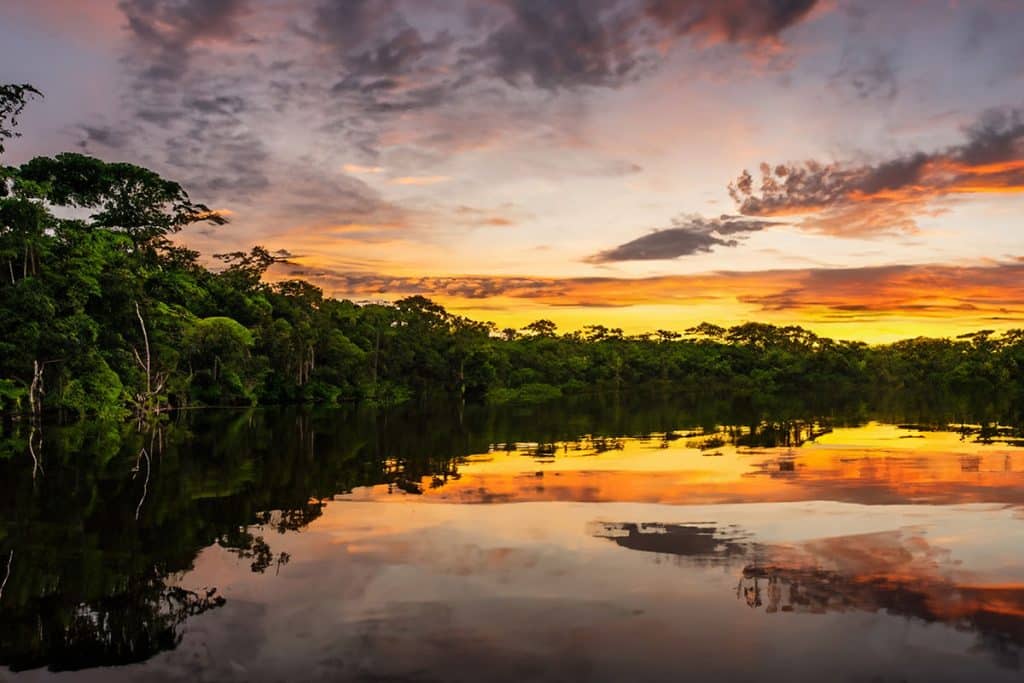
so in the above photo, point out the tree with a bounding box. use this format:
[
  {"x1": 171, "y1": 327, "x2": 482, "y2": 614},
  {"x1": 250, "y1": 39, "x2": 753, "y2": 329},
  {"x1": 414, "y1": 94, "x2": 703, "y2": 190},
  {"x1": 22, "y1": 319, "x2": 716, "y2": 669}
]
[
  {"x1": 522, "y1": 319, "x2": 557, "y2": 338},
  {"x1": 16, "y1": 154, "x2": 227, "y2": 250},
  {"x1": 0, "y1": 84, "x2": 41, "y2": 157},
  {"x1": 183, "y1": 317, "x2": 255, "y2": 405}
]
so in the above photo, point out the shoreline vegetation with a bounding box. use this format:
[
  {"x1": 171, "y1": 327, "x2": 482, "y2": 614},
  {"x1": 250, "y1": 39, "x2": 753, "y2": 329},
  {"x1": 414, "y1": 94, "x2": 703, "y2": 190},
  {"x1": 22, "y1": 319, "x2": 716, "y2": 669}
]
[{"x1": 2, "y1": 83, "x2": 1024, "y2": 423}]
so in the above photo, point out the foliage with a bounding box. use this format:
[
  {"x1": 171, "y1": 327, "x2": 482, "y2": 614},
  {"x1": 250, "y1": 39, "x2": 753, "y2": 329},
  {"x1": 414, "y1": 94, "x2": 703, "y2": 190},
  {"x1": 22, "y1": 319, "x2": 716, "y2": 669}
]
[
  {"x1": 488, "y1": 382, "x2": 563, "y2": 405},
  {"x1": 0, "y1": 84, "x2": 41, "y2": 156},
  {"x1": 2, "y1": 83, "x2": 1024, "y2": 419}
]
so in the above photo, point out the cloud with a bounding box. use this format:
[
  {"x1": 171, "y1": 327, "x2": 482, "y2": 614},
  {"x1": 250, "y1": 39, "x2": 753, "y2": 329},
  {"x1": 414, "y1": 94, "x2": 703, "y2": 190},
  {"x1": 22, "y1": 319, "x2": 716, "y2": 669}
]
[
  {"x1": 587, "y1": 214, "x2": 780, "y2": 262},
  {"x1": 465, "y1": 0, "x2": 650, "y2": 90},
  {"x1": 70, "y1": 0, "x2": 824, "y2": 269},
  {"x1": 93, "y1": 0, "x2": 825, "y2": 201},
  {"x1": 118, "y1": 0, "x2": 251, "y2": 81},
  {"x1": 344, "y1": 163, "x2": 384, "y2": 174},
  {"x1": 735, "y1": 261, "x2": 1024, "y2": 318},
  {"x1": 391, "y1": 175, "x2": 450, "y2": 186},
  {"x1": 729, "y1": 108, "x2": 1024, "y2": 236},
  {"x1": 452, "y1": 204, "x2": 526, "y2": 228},
  {"x1": 76, "y1": 0, "x2": 415, "y2": 236},
  {"x1": 76, "y1": 124, "x2": 130, "y2": 150},
  {"x1": 829, "y1": 49, "x2": 898, "y2": 102},
  {"x1": 463, "y1": 0, "x2": 822, "y2": 91},
  {"x1": 644, "y1": 0, "x2": 820, "y2": 45},
  {"x1": 96, "y1": 1, "x2": 281, "y2": 205},
  {"x1": 270, "y1": 258, "x2": 1024, "y2": 328},
  {"x1": 309, "y1": 0, "x2": 468, "y2": 122},
  {"x1": 309, "y1": 0, "x2": 823, "y2": 108}
]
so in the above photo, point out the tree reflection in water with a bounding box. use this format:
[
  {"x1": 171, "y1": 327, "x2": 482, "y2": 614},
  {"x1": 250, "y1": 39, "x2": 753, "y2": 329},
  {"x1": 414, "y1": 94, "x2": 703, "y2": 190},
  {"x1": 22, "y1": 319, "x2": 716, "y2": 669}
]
[{"x1": 1, "y1": 393, "x2": 1023, "y2": 673}]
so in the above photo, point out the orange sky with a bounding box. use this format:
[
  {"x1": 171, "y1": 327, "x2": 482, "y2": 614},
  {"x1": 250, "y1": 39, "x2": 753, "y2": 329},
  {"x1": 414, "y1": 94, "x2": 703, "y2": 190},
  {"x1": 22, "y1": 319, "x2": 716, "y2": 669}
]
[
  {"x1": 265, "y1": 257, "x2": 1024, "y2": 341},
  {"x1": 4, "y1": 0, "x2": 1024, "y2": 340}
]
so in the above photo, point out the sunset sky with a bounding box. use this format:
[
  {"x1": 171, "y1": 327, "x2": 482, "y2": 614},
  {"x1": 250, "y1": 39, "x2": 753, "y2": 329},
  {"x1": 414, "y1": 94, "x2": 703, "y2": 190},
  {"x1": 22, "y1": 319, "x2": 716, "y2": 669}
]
[{"x1": 2, "y1": 0, "x2": 1023, "y2": 340}]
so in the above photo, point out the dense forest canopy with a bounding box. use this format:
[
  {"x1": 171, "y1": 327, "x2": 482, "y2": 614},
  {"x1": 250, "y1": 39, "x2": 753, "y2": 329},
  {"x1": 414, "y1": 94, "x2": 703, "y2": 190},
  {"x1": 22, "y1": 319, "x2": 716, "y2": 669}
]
[{"x1": 2, "y1": 84, "x2": 1023, "y2": 420}]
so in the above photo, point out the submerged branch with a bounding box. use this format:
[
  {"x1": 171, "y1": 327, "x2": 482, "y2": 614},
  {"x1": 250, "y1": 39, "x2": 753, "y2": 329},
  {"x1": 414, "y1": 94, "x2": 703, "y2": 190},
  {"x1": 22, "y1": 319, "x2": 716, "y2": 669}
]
[
  {"x1": 0, "y1": 549, "x2": 12, "y2": 601},
  {"x1": 27, "y1": 424, "x2": 42, "y2": 479},
  {"x1": 133, "y1": 446, "x2": 151, "y2": 521}
]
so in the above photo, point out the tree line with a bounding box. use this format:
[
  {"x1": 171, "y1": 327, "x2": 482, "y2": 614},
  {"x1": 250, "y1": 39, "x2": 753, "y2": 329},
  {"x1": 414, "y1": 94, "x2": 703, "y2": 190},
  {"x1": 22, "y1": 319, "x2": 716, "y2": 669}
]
[{"x1": 2, "y1": 84, "x2": 1023, "y2": 420}]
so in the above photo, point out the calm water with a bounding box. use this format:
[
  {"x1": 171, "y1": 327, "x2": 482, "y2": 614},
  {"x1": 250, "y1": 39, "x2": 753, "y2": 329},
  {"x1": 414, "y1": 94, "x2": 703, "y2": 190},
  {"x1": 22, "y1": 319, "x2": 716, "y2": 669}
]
[{"x1": 2, "y1": 397, "x2": 1023, "y2": 681}]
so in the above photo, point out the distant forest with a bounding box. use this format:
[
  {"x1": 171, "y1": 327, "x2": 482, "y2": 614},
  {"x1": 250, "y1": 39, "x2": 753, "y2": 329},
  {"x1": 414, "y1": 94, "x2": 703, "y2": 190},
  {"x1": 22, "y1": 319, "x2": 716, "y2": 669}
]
[{"x1": 2, "y1": 83, "x2": 1024, "y2": 420}]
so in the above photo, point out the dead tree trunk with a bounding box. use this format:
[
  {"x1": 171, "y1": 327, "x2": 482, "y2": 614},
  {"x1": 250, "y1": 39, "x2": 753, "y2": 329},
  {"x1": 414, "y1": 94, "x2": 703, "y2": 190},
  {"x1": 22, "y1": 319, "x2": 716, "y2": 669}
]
[
  {"x1": 135, "y1": 301, "x2": 152, "y2": 398},
  {"x1": 28, "y1": 360, "x2": 43, "y2": 417},
  {"x1": 132, "y1": 302, "x2": 166, "y2": 416}
]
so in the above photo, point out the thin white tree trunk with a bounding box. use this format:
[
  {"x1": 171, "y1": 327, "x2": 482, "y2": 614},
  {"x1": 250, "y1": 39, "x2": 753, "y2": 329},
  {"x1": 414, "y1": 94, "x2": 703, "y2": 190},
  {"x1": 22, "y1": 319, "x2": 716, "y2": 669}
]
[
  {"x1": 0, "y1": 550, "x2": 12, "y2": 601},
  {"x1": 135, "y1": 301, "x2": 152, "y2": 398}
]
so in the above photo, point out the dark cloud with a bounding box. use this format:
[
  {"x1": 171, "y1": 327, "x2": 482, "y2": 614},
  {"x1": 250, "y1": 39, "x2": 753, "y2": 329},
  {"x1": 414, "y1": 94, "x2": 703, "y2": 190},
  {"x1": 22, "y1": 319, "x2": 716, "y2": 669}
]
[
  {"x1": 464, "y1": 0, "x2": 821, "y2": 92},
  {"x1": 729, "y1": 108, "x2": 1024, "y2": 235},
  {"x1": 466, "y1": 0, "x2": 649, "y2": 90},
  {"x1": 77, "y1": 124, "x2": 131, "y2": 150},
  {"x1": 119, "y1": 0, "x2": 250, "y2": 81},
  {"x1": 586, "y1": 214, "x2": 780, "y2": 263},
  {"x1": 309, "y1": 0, "x2": 466, "y2": 119},
  {"x1": 309, "y1": 0, "x2": 400, "y2": 55},
  {"x1": 99, "y1": 0, "x2": 825, "y2": 192},
  {"x1": 184, "y1": 95, "x2": 248, "y2": 116},
  {"x1": 958, "y1": 108, "x2": 1024, "y2": 167},
  {"x1": 277, "y1": 266, "x2": 568, "y2": 301},
  {"x1": 311, "y1": 0, "x2": 823, "y2": 106},
  {"x1": 644, "y1": 0, "x2": 819, "y2": 44}
]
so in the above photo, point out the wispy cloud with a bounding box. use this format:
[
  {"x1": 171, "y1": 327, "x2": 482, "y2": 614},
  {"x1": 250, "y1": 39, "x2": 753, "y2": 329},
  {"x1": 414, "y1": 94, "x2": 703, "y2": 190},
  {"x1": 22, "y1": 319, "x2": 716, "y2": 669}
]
[
  {"x1": 391, "y1": 175, "x2": 451, "y2": 186},
  {"x1": 343, "y1": 163, "x2": 384, "y2": 174}
]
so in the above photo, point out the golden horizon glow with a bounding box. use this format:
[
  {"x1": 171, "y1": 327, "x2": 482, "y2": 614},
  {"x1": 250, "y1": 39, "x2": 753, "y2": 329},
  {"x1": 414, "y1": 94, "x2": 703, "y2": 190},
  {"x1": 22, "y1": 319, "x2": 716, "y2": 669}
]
[
  {"x1": 6, "y1": 1, "x2": 1024, "y2": 342},
  {"x1": 251, "y1": 256, "x2": 1024, "y2": 342}
]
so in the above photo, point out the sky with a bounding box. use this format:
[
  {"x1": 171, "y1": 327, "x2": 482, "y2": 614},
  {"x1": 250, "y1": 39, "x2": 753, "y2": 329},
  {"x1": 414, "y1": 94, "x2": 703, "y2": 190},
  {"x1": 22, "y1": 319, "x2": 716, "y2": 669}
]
[{"x1": 2, "y1": 0, "x2": 1023, "y2": 341}]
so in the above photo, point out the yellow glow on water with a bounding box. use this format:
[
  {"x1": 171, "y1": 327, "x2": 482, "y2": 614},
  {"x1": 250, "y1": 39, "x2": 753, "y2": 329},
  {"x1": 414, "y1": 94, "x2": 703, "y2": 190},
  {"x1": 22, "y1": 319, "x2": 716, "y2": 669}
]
[{"x1": 340, "y1": 422, "x2": 1024, "y2": 507}]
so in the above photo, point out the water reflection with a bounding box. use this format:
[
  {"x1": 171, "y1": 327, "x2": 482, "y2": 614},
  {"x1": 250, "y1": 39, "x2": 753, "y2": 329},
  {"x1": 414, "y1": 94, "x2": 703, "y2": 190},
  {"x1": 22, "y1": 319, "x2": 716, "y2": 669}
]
[
  {"x1": 0, "y1": 397, "x2": 1023, "y2": 679},
  {"x1": 590, "y1": 522, "x2": 752, "y2": 564},
  {"x1": 349, "y1": 422, "x2": 1024, "y2": 507},
  {"x1": 591, "y1": 520, "x2": 1024, "y2": 669}
]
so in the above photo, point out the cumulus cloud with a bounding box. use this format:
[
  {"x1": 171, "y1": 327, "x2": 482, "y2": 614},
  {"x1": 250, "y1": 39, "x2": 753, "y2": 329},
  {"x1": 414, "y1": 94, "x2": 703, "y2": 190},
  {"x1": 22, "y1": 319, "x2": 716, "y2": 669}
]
[
  {"x1": 587, "y1": 214, "x2": 781, "y2": 262},
  {"x1": 729, "y1": 108, "x2": 1024, "y2": 236}
]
